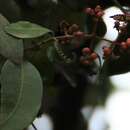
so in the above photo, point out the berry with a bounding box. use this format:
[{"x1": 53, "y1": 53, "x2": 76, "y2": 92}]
[
  {"x1": 82, "y1": 47, "x2": 91, "y2": 54},
  {"x1": 96, "y1": 11, "x2": 104, "y2": 17},
  {"x1": 73, "y1": 31, "x2": 84, "y2": 38},
  {"x1": 60, "y1": 36, "x2": 70, "y2": 44},
  {"x1": 126, "y1": 38, "x2": 130, "y2": 47},
  {"x1": 121, "y1": 42, "x2": 128, "y2": 49},
  {"x1": 90, "y1": 52, "x2": 98, "y2": 60},
  {"x1": 95, "y1": 5, "x2": 102, "y2": 13},
  {"x1": 84, "y1": 8, "x2": 94, "y2": 15},
  {"x1": 82, "y1": 60, "x2": 91, "y2": 65},
  {"x1": 84, "y1": 8, "x2": 91, "y2": 13},
  {"x1": 68, "y1": 24, "x2": 79, "y2": 34},
  {"x1": 103, "y1": 47, "x2": 112, "y2": 57}
]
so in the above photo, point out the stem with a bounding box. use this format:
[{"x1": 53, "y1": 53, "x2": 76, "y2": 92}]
[
  {"x1": 55, "y1": 34, "x2": 93, "y2": 40},
  {"x1": 55, "y1": 34, "x2": 114, "y2": 44},
  {"x1": 24, "y1": 33, "x2": 114, "y2": 51},
  {"x1": 97, "y1": 53, "x2": 102, "y2": 68},
  {"x1": 90, "y1": 18, "x2": 99, "y2": 49},
  {"x1": 55, "y1": 35, "x2": 74, "y2": 39},
  {"x1": 32, "y1": 123, "x2": 38, "y2": 130},
  {"x1": 24, "y1": 37, "x2": 56, "y2": 51}
]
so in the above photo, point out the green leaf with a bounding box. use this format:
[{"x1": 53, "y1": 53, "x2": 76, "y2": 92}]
[
  {"x1": 25, "y1": 36, "x2": 56, "y2": 85},
  {"x1": 0, "y1": 60, "x2": 43, "y2": 130},
  {"x1": 0, "y1": 14, "x2": 23, "y2": 64},
  {"x1": 4, "y1": 21, "x2": 53, "y2": 39}
]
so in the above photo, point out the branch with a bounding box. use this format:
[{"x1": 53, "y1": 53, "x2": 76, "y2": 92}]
[
  {"x1": 24, "y1": 33, "x2": 114, "y2": 52},
  {"x1": 31, "y1": 123, "x2": 38, "y2": 130},
  {"x1": 90, "y1": 18, "x2": 99, "y2": 49}
]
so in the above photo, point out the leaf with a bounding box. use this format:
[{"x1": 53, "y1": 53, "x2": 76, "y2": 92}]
[
  {"x1": 25, "y1": 37, "x2": 56, "y2": 85},
  {"x1": 0, "y1": 60, "x2": 43, "y2": 130},
  {"x1": 0, "y1": 14, "x2": 23, "y2": 64},
  {"x1": 4, "y1": 21, "x2": 53, "y2": 39}
]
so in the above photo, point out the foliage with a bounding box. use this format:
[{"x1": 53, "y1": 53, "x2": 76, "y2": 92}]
[
  {"x1": 5, "y1": 21, "x2": 53, "y2": 39},
  {"x1": 1, "y1": 60, "x2": 43, "y2": 130}
]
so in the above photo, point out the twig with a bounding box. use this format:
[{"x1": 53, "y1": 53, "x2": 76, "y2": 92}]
[
  {"x1": 55, "y1": 34, "x2": 93, "y2": 40},
  {"x1": 24, "y1": 33, "x2": 114, "y2": 52},
  {"x1": 32, "y1": 123, "x2": 38, "y2": 130},
  {"x1": 97, "y1": 53, "x2": 102, "y2": 68},
  {"x1": 90, "y1": 18, "x2": 99, "y2": 49},
  {"x1": 24, "y1": 37, "x2": 56, "y2": 51}
]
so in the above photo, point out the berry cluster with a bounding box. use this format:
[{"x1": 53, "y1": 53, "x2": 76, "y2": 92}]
[
  {"x1": 59, "y1": 21, "x2": 81, "y2": 36},
  {"x1": 54, "y1": 5, "x2": 130, "y2": 67},
  {"x1": 58, "y1": 21, "x2": 85, "y2": 45},
  {"x1": 84, "y1": 5, "x2": 104, "y2": 18},
  {"x1": 80, "y1": 47, "x2": 98, "y2": 65},
  {"x1": 101, "y1": 38, "x2": 130, "y2": 61}
]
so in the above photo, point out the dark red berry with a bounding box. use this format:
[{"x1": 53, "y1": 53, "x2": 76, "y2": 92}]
[
  {"x1": 84, "y1": 8, "x2": 92, "y2": 13},
  {"x1": 68, "y1": 24, "x2": 79, "y2": 34},
  {"x1": 82, "y1": 47, "x2": 91, "y2": 54},
  {"x1": 73, "y1": 31, "x2": 84, "y2": 38},
  {"x1": 126, "y1": 38, "x2": 130, "y2": 47},
  {"x1": 121, "y1": 42, "x2": 128, "y2": 49},
  {"x1": 84, "y1": 8, "x2": 95, "y2": 15},
  {"x1": 103, "y1": 47, "x2": 112, "y2": 57},
  {"x1": 90, "y1": 52, "x2": 98, "y2": 60},
  {"x1": 82, "y1": 60, "x2": 91, "y2": 65},
  {"x1": 96, "y1": 11, "x2": 104, "y2": 17}
]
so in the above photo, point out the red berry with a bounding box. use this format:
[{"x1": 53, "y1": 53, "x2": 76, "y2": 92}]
[
  {"x1": 126, "y1": 38, "x2": 130, "y2": 47},
  {"x1": 82, "y1": 60, "x2": 91, "y2": 65},
  {"x1": 121, "y1": 42, "x2": 128, "y2": 49},
  {"x1": 96, "y1": 11, "x2": 104, "y2": 17},
  {"x1": 84, "y1": 8, "x2": 94, "y2": 15},
  {"x1": 84, "y1": 8, "x2": 91, "y2": 13},
  {"x1": 60, "y1": 36, "x2": 71, "y2": 44},
  {"x1": 82, "y1": 47, "x2": 91, "y2": 54},
  {"x1": 103, "y1": 47, "x2": 112, "y2": 56},
  {"x1": 73, "y1": 31, "x2": 84, "y2": 38},
  {"x1": 68, "y1": 24, "x2": 79, "y2": 34},
  {"x1": 90, "y1": 52, "x2": 98, "y2": 60}
]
